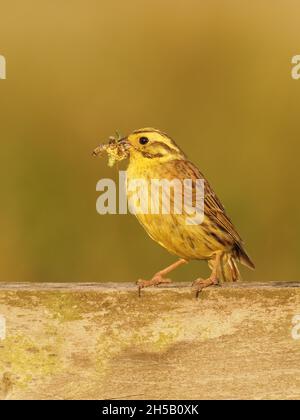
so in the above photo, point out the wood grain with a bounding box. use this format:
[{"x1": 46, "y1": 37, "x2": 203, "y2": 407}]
[{"x1": 0, "y1": 282, "x2": 300, "y2": 400}]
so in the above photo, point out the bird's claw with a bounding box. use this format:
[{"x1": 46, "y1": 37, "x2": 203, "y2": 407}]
[
  {"x1": 192, "y1": 277, "x2": 220, "y2": 299},
  {"x1": 136, "y1": 276, "x2": 172, "y2": 297}
]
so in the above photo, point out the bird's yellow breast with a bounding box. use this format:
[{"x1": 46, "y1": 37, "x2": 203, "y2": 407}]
[{"x1": 126, "y1": 158, "x2": 226, "y2": 260}]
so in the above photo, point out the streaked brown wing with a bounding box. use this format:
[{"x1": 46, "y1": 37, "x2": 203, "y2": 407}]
[{"x1": 168, "y1": 159, "x2": 243, "y2": 245}]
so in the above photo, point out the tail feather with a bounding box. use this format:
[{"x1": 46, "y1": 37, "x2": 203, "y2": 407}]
[
  {"x1": 220, "y1": 255, "x2": 240, "y2": 283},
  {"x1": 234, "y1": 244, "x2": 255, "y2": 270},
  {"x1": 208, "y1": 254, "x2": 241, "y2": 283},
  {"x1": 208, "y1": 246, "x2": 254, "y2": 283}
]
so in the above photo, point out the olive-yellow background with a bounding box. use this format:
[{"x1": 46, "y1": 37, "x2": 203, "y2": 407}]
[{"x1": 0, "y1": 1, "x2": 299, "y2": 283}]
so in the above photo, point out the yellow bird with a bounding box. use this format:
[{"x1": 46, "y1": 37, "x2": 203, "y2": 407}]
[{"x1": 94, "y1": 128, "x2": 254, "y2": 296}]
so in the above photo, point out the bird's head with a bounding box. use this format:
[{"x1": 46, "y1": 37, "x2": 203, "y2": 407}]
[
  {"x1": 93, "y1": 128, "x2": 185, "y2": 166},
  {"x1": 123, "y1": 128, "x2": 185, "y2": 163}
]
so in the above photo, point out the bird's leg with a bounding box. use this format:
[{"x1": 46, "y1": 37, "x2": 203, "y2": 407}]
[
  {"x1": 193, "y1": 253, "x2": 222, "y2": 298},
  {"x1": 137, "y1": 258, "x2": 187, "y2": 296}
]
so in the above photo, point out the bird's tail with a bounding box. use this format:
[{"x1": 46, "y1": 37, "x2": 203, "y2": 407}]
[
  {"x1": 234, "y1": 244, "x2": 255, "y2": 270},
  {"x1": 210, "y1": 246, "x2": 255, "y2": 283},
  {"x1": 220, "y1": 254, "x2": 240, "y2": 283}
]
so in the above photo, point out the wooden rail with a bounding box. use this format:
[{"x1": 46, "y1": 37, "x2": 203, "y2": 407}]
[{"x1": 0, "y1": 282, "x2": 300, "y2": 400}]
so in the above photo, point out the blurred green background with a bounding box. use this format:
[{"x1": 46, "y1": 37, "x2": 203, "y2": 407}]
[{"x1": 0, "y1": 0, "x2": 299, "y2": 283}]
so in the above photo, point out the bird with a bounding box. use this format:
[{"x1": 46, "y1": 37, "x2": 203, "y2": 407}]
[
  {"x1": 93, "y1": 127, "x2": 254, "y2": 297},
  {"x1": 0, "y1": 372, "x2": 14, "y2": 400}
]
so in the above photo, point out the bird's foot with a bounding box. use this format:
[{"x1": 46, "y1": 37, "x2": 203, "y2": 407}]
[
  {"x1": 137, "y1": 275, "x2": 172, "y2": 297},
  {"x1": 192, "y1": 276, "x2": 220, "y2": 299}
]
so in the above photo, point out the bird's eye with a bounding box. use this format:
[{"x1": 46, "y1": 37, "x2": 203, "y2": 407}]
[{"x1": 139, "y1": 136, "x2": 149, "y2": 145}]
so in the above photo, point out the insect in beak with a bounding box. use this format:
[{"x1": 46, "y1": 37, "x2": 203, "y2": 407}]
[
  {"x1": 117, "y1": 137, "x2": 131, "y2": 150},
  {"x1": 92, "y1": 135, "x2": 130, "y2": 157},
  {"x1": 92, "y1": 133, "x2": 130, "y2": 166},
  {"x1": 92, "y1": 143, "x2": 107, "y2": 157}
]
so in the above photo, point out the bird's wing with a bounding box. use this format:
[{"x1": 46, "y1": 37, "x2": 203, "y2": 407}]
[{"x1": 169, "y1": 159, "x2": 244, "y2": 245}]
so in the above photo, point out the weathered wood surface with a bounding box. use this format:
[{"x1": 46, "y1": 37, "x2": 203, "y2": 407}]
[{"x1": 0, "y1": 282, "x2": 300, "y2": 400}]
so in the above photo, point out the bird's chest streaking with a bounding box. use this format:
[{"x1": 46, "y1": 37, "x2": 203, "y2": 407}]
[{"x1": 126, "y1": 158, "x2": 232, "y2": 261}]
